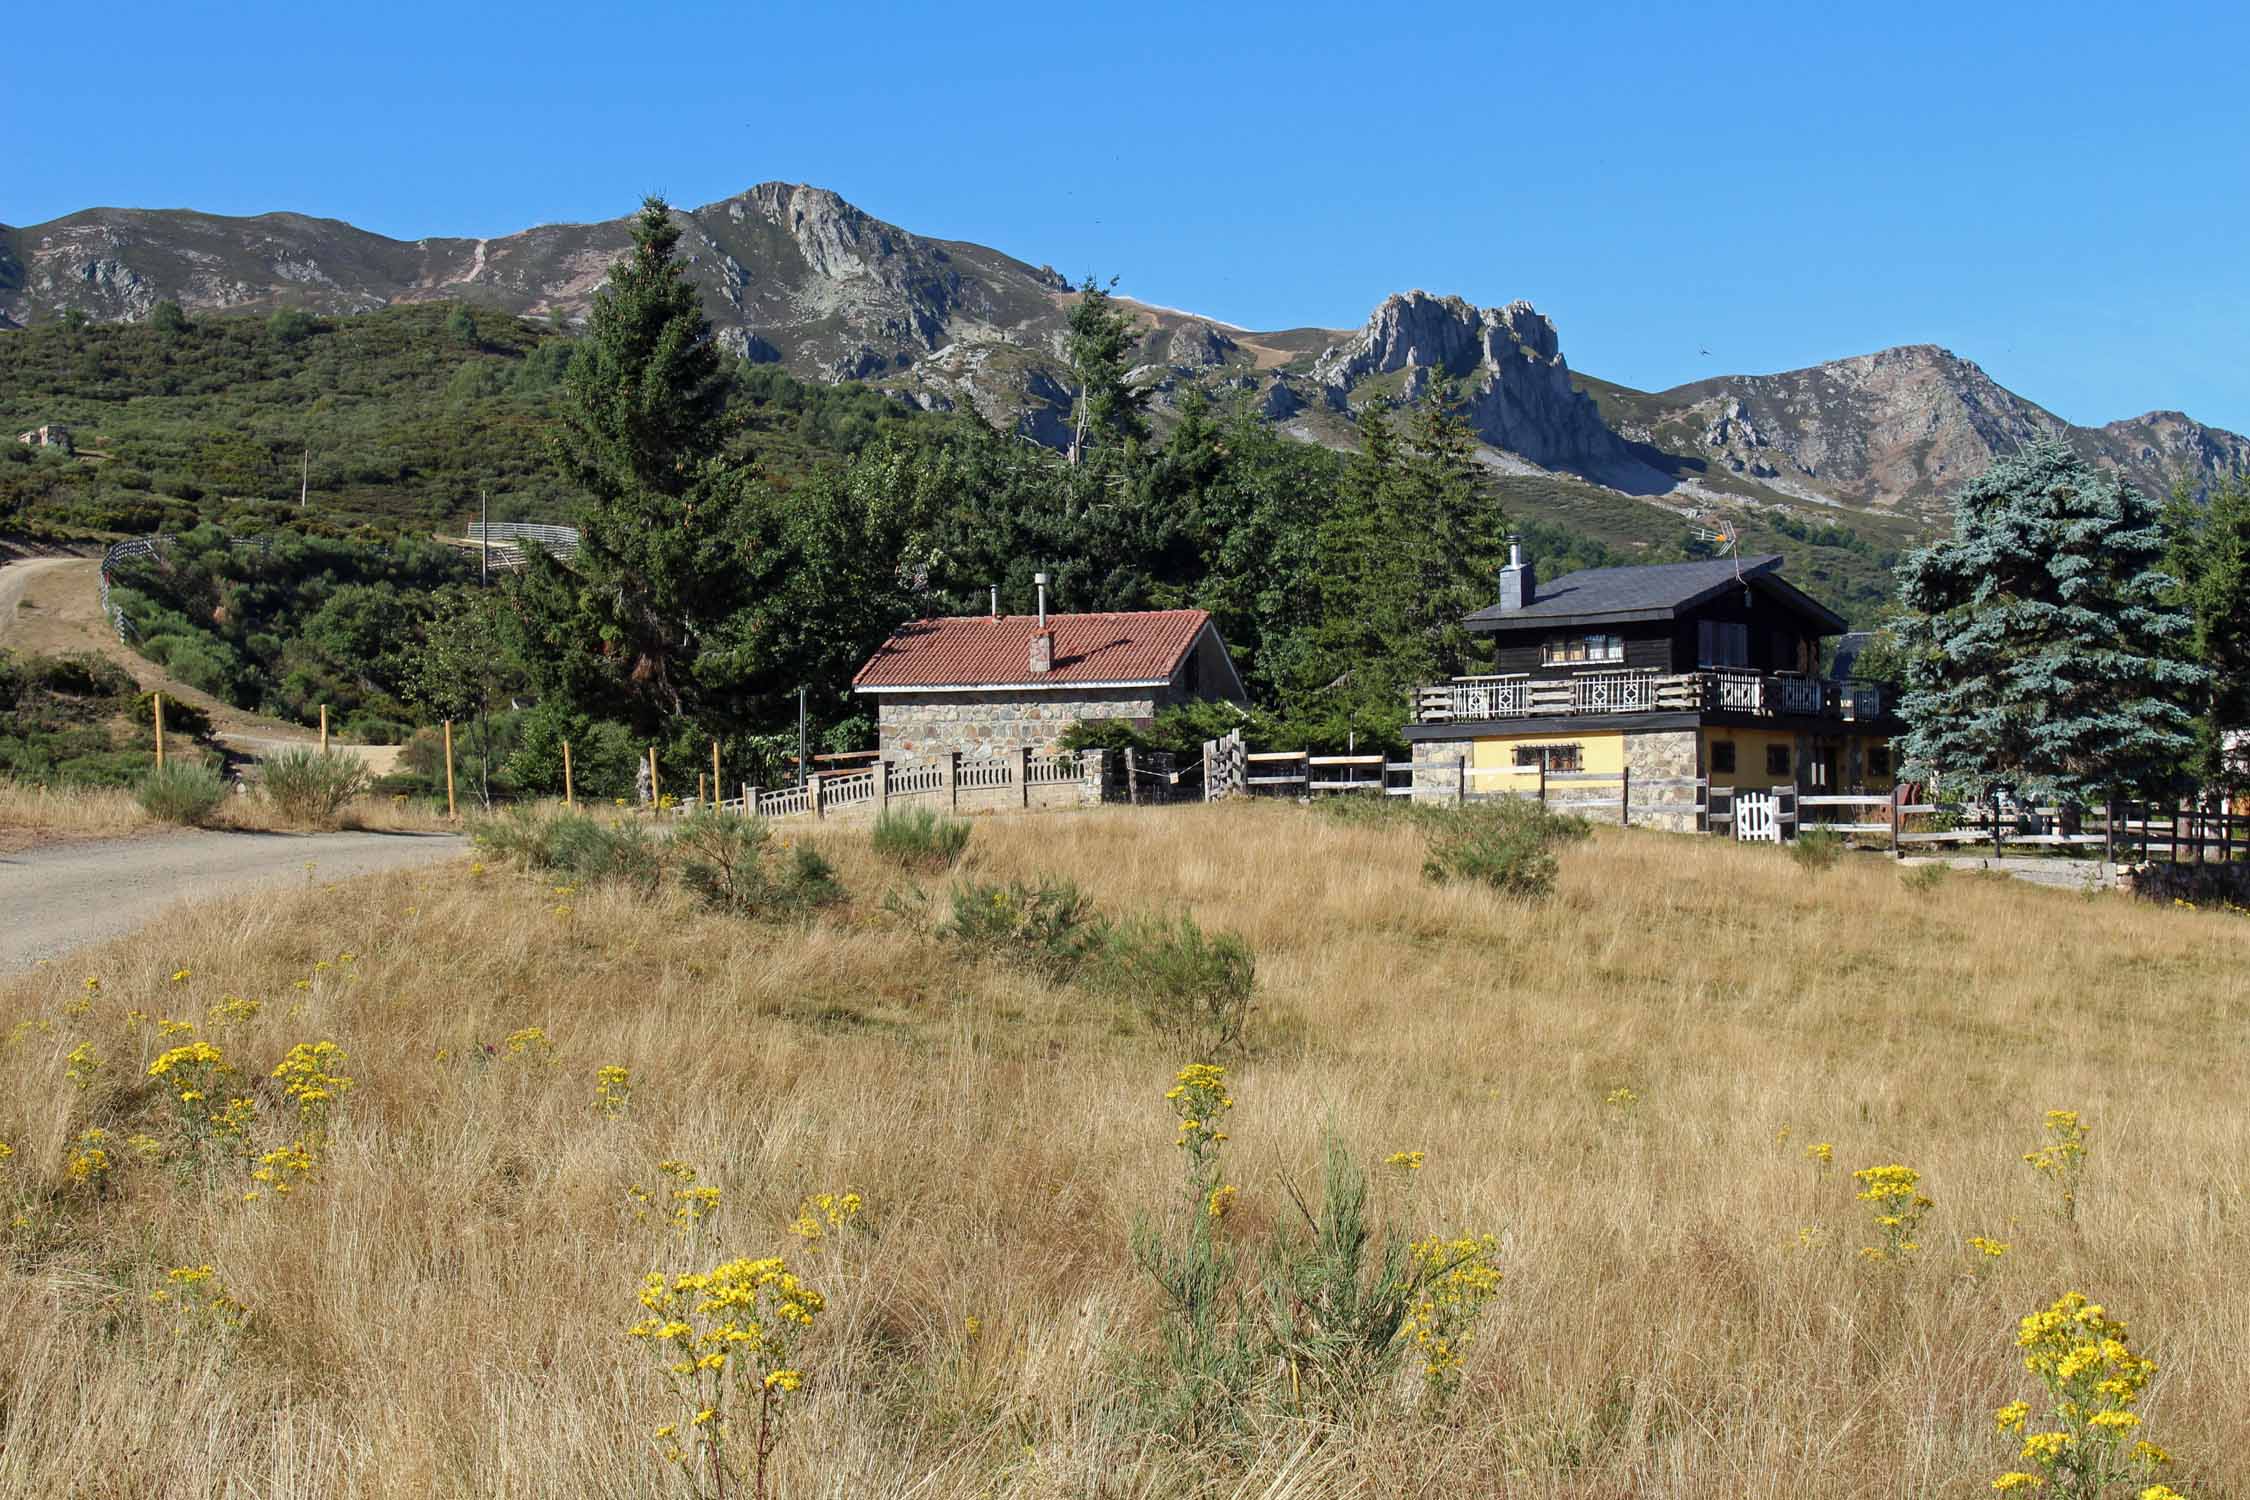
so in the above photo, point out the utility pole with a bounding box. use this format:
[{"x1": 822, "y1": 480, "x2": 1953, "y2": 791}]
[
  {"x1": 475, "y1": 489, "x2": 491, "y2": 809},
  {"x1": 797, "y1": 686, "x2": 808, "y2": 789}
]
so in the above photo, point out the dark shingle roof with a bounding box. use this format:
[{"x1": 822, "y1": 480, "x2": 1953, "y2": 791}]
[{"x1": 1462, "y1": 554, "x2": 1845, "y2": 632}]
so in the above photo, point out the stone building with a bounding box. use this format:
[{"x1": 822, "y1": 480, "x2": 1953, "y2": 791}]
[
  {"x1": 1406, "y1": 543, "x2": 1898, "y2": 830},
  {"x1": 16, "y1": 423, "x2": 72, "y2": 452},
  {"x1": 852, "y1": 604, "x2": 1245, "y2": 759}
]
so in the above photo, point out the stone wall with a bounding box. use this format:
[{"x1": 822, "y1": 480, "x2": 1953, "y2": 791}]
[
  {"x1": 1624, "y1": 728, "x2": 1701, "y2": 833},
  {"x1": 1410, "y1": 737, "x2": 1470, "y2": 803},
  {"x1": 876, "y1": 687, "x2": 1163, "y2": 759}
]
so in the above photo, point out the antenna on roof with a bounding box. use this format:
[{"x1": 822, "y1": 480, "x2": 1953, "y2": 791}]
[{"x1": 1691, "y1": 511, "x2": 1750, "y2": 603}]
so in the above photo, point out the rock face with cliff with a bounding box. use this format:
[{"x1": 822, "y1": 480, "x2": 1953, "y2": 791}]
[
  {"x1": 4, "y1": 184, "x2": 2246, "y2": 516},
  {"x1": 1605, "y1": 344, "x2": 2250, "y2": 515},
  {"x1": 1310, "y1": 291, "x2": 1661, "y2": 486}
]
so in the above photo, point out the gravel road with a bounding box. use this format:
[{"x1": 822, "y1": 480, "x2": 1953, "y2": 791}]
[{"x1": 0, "y1": 829, "x2": 468, "y2": 972}]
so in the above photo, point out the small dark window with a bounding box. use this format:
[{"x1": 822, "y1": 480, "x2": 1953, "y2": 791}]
[
  {"x1": 1513, "y1": 744, "x2": 1582, "y2": 772},
  {"x1": 1868, "y1": 746, "x2": 1891, "y2": 777},
  {"x1": 1766, "y1": 744, "x2": 1792, "y2": 776},
  {"x1": 1711, "y1": 740, "x2": 1736, "y2": 775}
]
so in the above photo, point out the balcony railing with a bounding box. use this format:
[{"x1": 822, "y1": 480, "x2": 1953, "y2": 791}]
[{"x1": 1416, "y1": 671, "x2": 1885, "y2": 726}]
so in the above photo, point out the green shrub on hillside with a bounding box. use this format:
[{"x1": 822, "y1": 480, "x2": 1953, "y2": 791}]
[
  {"x1": 135, "y1": 762, "x2": 228, "y2": 825},
  {"x1": 1420, "y1": 799, "x2": 1591, "y2": 899},
  {"x1": 259, "y1": 749, "x2": 369, "y2": 828},
  {"x1": 939, "y1": 877, "x2": 1107, "y2": 980},
  {"x1": 870, "y1": 807, "x2": 972, "y2": 871},
  {"x1": 1092, "y1": 910, "x2": 1257, "y2": 1053},
  {"x1": 672, "y1": 811, "x2": 843, "y2": 917}
]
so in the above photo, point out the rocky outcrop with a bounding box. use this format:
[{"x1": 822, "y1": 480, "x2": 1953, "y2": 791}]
[
  {"x1": 1312, "y1": 291, "x2": 1642, "y2": 478},
  {"x1": 1649, "y1": 345, "x2": 2247, "y2": 510}
]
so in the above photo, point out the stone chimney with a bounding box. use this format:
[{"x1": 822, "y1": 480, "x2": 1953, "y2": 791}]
[
  {"x1": 1029, "y1": 627, "x2": 1054, "y2": 674},
  {"x1": 1497, "y1": 535, "x2": 1536, "y2": 611}
]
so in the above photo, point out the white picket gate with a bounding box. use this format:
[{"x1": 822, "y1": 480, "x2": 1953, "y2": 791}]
[{"x1": 1737, "y1": 791, "x2": 1781, "y2": 843}]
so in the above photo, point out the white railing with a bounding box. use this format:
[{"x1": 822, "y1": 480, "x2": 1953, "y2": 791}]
[
  {"x1": 1454, "y1": 678, "x2": 1534, "y2": 719},
  {"x1": 1570, "y1": 670, "x2": 1658, "y2": 713},
  {"x1": 958, "y1": 758, "x2": 1013, "y2": 790},
  {"x1": 823, "y1": 770, "x2": 876, "y2": 807},
  {"x1": 1027, "y1": 755, "x2": 1079, "y2": 785},
  {"x1": 759, "y1": 787, "x2": 811, "y2": 818},
  {"x1": 467, "y1": 521, "x2": 582, "y2": 558},
  {"x1": 1711, "y1": 673, "x2": 1763, "y2": 712},
  {"x1": 890, "y1": 760, "x2": 945, "y2": 796}
]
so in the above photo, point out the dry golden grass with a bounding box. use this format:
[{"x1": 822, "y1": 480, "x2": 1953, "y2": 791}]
[
  {"x1": 0, "y1": 776, "x2": 461, "y2": 848},
  {"x1": 1, "y1": 801, "x2": 2246, "y2": 1498}
]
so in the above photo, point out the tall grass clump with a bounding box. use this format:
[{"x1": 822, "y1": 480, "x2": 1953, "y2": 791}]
[
  {"x1": 672, "y1": 811, "x2": 842, "y2": 917},
  {"x1": 1093, "y1": 911, "x2": 1257, "y2": 1053},
  {"x1": 258, "y1": 749, "x2": 369, "y2": 829},
  {"x1": 1419, "y1": 799, "x2": 1590, "y2": 898},
  {"x1": 1791, "y1": 826, "x2": 1844, "y2": 871},
  {"x1": 938, "y1": 876, "x2": 1106, "y2": 979},
  {"x1": 134, "y1": 763, "x2": 226, "y2": 827},
  {"x1": 870, "y1": 807, "x2": 972, "y2": 871},
  {"x1": 473, "y1": 808, "x2": 665, "y2": 894}
]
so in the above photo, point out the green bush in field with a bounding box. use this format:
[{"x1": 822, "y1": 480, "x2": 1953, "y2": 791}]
[
  {"x1": 1092, "y1": 910, "x2": 1257, "y2": 1053},
  {"x1": 671, "y1": 811, "x2": 843, "y2": 917},
  {"x1": 939, "y1": 877, "x2": 1107, "y2": 980},
  {"x1": 473, "y1": 808, "x2": 665, "y2": 896},
  {"x1": 135, "y1": 762, "x2": 227, "y2": 826},
  {"x1": 1419, "y1": 799, "x2": 1591, "y2": 899},
  {"x1": 1790, "y1": 827, "x2": 1844, "y2": 871},
  {"x1": 258, "y1": 749, "x2": 370, "y2": 828},
  {"x1": 869, "y1": 806, "x2": 972, "y2": 871}
]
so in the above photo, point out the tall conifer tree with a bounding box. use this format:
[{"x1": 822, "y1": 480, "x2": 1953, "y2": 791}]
[{"x1": 1895, "y1": 439, "x2": 2205, "y2": 804}]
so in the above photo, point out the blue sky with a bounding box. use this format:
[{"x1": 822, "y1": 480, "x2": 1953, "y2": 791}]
[{"x1": 8, "y1": 0, "x2": 2247, "y2": 430}]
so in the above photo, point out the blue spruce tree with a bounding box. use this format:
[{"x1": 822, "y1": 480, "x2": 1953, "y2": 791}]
[{"x1": 1895, "y1": 438, "x2": 2206, "y2": 806}]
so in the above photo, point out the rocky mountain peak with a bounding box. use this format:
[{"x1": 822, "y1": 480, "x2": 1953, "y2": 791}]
[{"x1": 1310, "y1": 290, "x2": 1647, "y2": 482}]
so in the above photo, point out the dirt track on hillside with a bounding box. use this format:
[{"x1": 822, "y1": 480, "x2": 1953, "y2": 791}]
[
  {"x1": 0, "y1": 554, "x2": 401, "y2": 774},
  {"x1": 0, "y1": 827, "x2": 468, "y2": 971}
]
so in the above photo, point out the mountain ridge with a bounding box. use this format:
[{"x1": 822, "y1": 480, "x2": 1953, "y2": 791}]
[{"x1": 6, "y1": 184, "x2": 2245, "y2": 522}]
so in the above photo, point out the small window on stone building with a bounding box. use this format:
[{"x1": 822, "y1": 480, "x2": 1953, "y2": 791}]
[
  {"x1": 1711, "y1": 740, "x2": 1736, "y2": 775},
  {"x1": 1766, "y1": 744, "x2": 1792, "y2": 776}
]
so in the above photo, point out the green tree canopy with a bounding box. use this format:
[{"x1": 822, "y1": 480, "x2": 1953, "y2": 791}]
[
  {"x1": 2167, "y1": 474, "x2": 2250, "y2": 791},
  {"x1": 1064, "y1": 276, "x2": 1149, "y2": 464},
  {"x1": 1895, "y1": 439, "x2": 2205, "y2": 803}
]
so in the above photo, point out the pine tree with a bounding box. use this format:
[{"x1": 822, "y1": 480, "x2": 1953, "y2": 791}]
[
  {"x1": 517, "y1": 196, "x2": 752, "y2": 735},
  {"x1": 1895, "y1": 438, "x2": 2206, "y2": 805},
  {"x1": 1064, "y1": 276, "x2": 1149, "y2": 464}
]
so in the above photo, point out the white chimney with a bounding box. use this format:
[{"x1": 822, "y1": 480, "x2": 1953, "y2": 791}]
[
  {"x1": 1034, "y1": 571, "x2": 1048, "y2": 627},
  {"x1": 990, "y1": 584, "x2": 998, "y2": 618}
]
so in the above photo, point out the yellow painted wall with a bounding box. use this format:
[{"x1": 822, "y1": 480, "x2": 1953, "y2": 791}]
[
  {"x1": 1470, "y1": 729, "x2": 1625, "y2": 792},
  {"x1": 1704, "y1": 728, "x2": 1799, "y2": 789}
]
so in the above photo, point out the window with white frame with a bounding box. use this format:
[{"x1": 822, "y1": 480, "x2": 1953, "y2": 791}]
[{"x1": 1542, "y1": 633, "x2": 1624, "y2": 665}]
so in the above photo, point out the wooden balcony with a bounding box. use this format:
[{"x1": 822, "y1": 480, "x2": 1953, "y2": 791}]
[{"x1": 1415, "y1": 670, "x2": 1885, "y2": 726}]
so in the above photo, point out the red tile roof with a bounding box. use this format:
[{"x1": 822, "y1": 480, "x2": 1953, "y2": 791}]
[{"x1": 852, "y1": 609, "x2": 1213, "y2": 690}]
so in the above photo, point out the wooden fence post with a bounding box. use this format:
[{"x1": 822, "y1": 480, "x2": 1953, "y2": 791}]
[
  {"x1": 1455, "y1": 755, "x2": 1466, "y2": 805},
  {"x1": 812, "y1": 774, "x2": 825, "y2": 820},
  {"x1": 648, "y1": 746, "x2": 661, "y2": 810},
  {"x1": 1890, "y1": 787, "x2": 1902, "y2": 859},
  {"x1": 319, "y1": 704, "x2": 329, "y2": 754},
  {"x1": 443, "y1": 720, "x2": 457, "y2": 820},
  {"x1": 1537, "y1": 757, "x2": 1547, "y2": 806},
  {"x1": 1202, "y1": 740, "x2": 1214, "y2": 804},
  {"x1": 1125, "y1": 747, "x2": 1139, "y2": 806},
  {"x1": 1020, "y1": 746, "x2": 1033, "y2": 809},
  {"x1": 876, "y1": 758, "x2": 890, "y2": 814},
  {"x1": 742, "y1": 784, "x2": 753, "y2": 819},
  {"x1": 562, "y1": 740, "x2": 574, "y2": 809},
  {"x1": 2103, "y1": 796, "x2": 2115, "y2": 868},
  {"x1": 712, "y1": 739, "x2": 722, "y2": 805},
  {"x1": 153, "y1": 692, "x2": 166, "y2": 769},
  {"x1": 1620, "y1": 765, "x2": 1631, "y2": 827},
  {"x1": 698, "y1": 772, "x2": 707, "y2": 807},
  {"x1": 946, "y1": 751, "x2": 960, "y2": 812}
]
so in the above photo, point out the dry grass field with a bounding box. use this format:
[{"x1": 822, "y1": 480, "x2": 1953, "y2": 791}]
[
  {"x1": 1, "y1": 800, "x2": 2245, "y2": 1498},
  {"x1": 0, "y1": 779, "x2": 457, "y2": 850}
]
